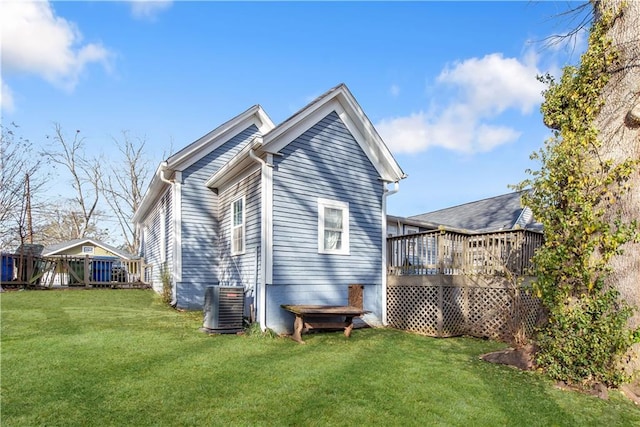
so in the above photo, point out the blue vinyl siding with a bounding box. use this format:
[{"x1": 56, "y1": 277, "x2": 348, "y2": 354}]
[
  {"x1": 218, "y1": 169, "x2": 262, "y2": 292},
  {"x1": 142, "y1": 188, "x2": 172, "y2": 294},
  {"x1": 176, "y1": 125, "x2": 260, "y2": 309},
  {"x1": 269, "y1": 111, "x2": 384, "y2": 332}
]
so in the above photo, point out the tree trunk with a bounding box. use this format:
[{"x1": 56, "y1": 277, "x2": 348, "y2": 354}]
[{"x1": 594, "y1": 0, "x2": 640, "y2": 372}]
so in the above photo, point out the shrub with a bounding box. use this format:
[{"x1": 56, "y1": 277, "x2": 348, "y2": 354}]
[{"x1": 160, "y1": 263, "x2": 172, "y2": 306}]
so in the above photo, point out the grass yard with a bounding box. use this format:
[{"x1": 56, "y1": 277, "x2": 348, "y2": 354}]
[{"x1": 1, "y1": 290, "x2": 639, "y2": 426}]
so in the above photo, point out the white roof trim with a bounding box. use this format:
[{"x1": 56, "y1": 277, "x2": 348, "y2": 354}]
[
  {"x1": 133, "y1": 106, "x2": 275, "y2": 224},
  {"x1": 262, "y1": 84, "x2": 405, "y2": 183},
  {"x1": 205, "y1": 138, "x2": 263, "y2": 190},
  {"x1": 168, "y1": 105, "x2": 274, "y2": 170}
]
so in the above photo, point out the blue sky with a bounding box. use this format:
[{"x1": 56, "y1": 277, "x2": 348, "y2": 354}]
[{"x1": 2, "y1": 1, "x2": 588, "y2": 235}]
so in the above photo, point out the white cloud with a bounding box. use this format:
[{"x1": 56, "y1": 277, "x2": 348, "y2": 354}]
[
  {"x1": 377, "y1": 53, "x2": 544, "y2": 154},
  {"x1": 1, "y1": 77, "x2": 15, "y2": 113},
  {"x1": 129, "y1": 0, "x2": 173, "y2": 20},
  {"x1": 1, "y1": 1, "x2": 112, "y2": 92},
  {"x1": 437, "y1": 53, "x2": 542, "y2": 115}
]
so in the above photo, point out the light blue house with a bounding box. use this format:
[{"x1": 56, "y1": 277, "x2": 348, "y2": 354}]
[{"x1": 133, "y1": 84, "x2": 405, "y2": 333}]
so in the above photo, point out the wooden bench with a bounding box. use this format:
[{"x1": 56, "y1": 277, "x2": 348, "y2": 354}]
[
  {"x1": 280, "y1": 305, "x2": 370, "y2": 344},
  {"x1": 281, "y1": 284, "x2": 369, "y2": 344}
]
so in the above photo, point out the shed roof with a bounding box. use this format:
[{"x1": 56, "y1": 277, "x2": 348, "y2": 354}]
[{"x1": 43, "y1": 238, "x2": 136, "y2": 259}]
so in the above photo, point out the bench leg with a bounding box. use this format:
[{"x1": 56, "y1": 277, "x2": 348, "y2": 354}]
[
  {"x1": 344, "y1": 316, "x2": 354, "y2": 338},
  {"x1": 292, "y1": 314, "x2": 305, "y2": 344}
]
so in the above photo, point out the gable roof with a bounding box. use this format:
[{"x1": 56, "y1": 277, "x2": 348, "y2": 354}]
[
  {"x1": 133, "y1": 105, "x2": 275, "y2": 223},
  {"x1": 262, "y1": 83, "x2": 406, "y2": 183},
  {"x1": 408, "y1": 191, "x2": 541, "y2": 233},
  {"x1": 166, "y1": 105, "x2": 275, "y2": 170},
  {"x1": 43, "y1": 238, "x2": 136, "y2": 259}
]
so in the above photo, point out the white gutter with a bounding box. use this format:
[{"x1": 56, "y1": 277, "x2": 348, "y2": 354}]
[
  {"x1": 381, "y1": 181, "x2": 400, "y2": 326},
  {"x1": 249, "y1": 146, "x2": 273, "y2": 168}
]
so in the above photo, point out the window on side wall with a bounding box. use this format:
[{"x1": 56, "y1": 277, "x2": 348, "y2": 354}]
[
  {"x1": 231, "y1": 196, "x2": 245, "y2": 255},
  {"x1": 318, "y1": 198, "x2": 349, "y2": 255}
]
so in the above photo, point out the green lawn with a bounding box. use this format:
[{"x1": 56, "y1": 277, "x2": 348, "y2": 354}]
[{"x1": 1, "y1": 290, "x2": 638, "y2": 426}]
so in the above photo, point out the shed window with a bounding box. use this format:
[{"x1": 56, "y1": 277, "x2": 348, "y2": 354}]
[
  {"x1": 231, "y1": 196, "x2": 245, "y2": 255},
  {"x1": 318, "y1": 198, "x2": 349, "y2": 255},
  {"x1": 82, "y1": 246, "x2": 94, "y2": 254},
  {"x1": 405, "y1": 226, "x2": 419, "y2": 235}
]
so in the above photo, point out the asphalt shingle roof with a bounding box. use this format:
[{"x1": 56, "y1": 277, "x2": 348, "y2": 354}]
[
  {"x1": 408, "y1": 191, "x2": 539, "y2": 233},
  {"x1": 43, "y1": 238, "x2": 135, "y2": 259}
]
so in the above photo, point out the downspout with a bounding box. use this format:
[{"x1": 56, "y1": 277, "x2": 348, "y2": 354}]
[
  {"x1": 249, "y1": 147, "x2": 273, "y2": 168},
  {"x1": 248, "y1": 146, "x2": 273, "y2": 330},
  {"x1": 382, "y1": 181, "x2": 400, "y2": 326},
  {"x1": 158, "y1": 161, "x2": 177, "y2": 306},
  {"x1": 159, "y1": 161, "x2": 174, "y2": 185}
]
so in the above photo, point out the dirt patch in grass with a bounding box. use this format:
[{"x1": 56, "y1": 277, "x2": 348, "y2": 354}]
[{"x1": 481, "y1": 345, "x2": 640, "y2": 405}]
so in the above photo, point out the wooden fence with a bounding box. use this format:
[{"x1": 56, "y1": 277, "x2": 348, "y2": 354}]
[
  {"x1": 386, "y1": 275, "x2": 543, "y2": 341},
  {"x1": 387, "y1": 229, "x2": 543, "y2": 276},
  {"x1": 0, "y1": 254, "x2": 152, "y2": 289}
]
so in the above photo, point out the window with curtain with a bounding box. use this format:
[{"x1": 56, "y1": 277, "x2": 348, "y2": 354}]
[
  {"x1": 231, "y1": 196, "x2": 245, "y2": 255},
  {"x1": 318, "y1": 198, "x2": 349, "y2": 255}
]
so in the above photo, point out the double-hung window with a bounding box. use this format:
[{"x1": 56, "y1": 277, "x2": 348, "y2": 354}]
[
  {"x1": 318, "y1": 198, "x2": 349, "y2": 255},
  {"x1": 231, "y1": 196, "x2": 245, "y2": 255}
]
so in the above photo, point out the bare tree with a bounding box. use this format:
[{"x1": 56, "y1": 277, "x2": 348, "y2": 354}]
[
  {"x1": 36, "y1": 204, "x2": 109, "y2": 246},
  {"x1": 0, "y1": 123, "x2": 46, "y2": 249},
  {"x1": 100, "y1": 131, "x2": 152, "y2": 254},
  {"x1": 41, "y1": 124, "x2": 102, "y2": 239}
]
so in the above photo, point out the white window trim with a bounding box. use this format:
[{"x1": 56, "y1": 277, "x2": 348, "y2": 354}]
[
  {"x1": 82, "y1": 246, "x2": 94, "y2": 254},
  {"x1": 318, "y1": 198, "x2": 350, "y2": 255},
  {"x1": 231, "y1": 195, "x2": 246, "y2": 256}
]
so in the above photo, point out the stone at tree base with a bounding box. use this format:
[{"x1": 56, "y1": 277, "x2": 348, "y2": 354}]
[{"x1": 480, "y1": 344, "x2": 536, "y2": 371}]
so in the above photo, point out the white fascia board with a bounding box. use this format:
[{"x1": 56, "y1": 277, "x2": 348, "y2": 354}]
[
  {"x1": 134, "y1": 107, "x2": 274, "y2": 225},
  {"x1": 262, "y1": 100, "x2": 338, "y2": 154},
  {"x1": 215, "y1": 163, "x2": 261, "y2": 196},
  {"x1": 169, "y1": 107, "x2": 275, "y2": 171},
  {"x1": 335, "y1": 90, "x2": 406, "y2": 183},
  {"x1": 205, "y1": 139, "x2": 263, "y2": 189},
  {"x1": 262, "y1": 87, "x2": 406, "y2": 183},
  {"x1": 132, "y1": 171, "x2": 170, "y2": 225}
]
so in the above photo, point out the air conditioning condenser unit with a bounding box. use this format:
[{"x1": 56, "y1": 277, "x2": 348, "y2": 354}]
[{"x1": 202, "y1": 285, "x2": 245, "y2": 333}]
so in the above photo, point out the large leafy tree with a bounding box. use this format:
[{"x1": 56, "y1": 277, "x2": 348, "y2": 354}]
[{"x1": 520, "y1": 0, "x2": 640, "y2": 386}]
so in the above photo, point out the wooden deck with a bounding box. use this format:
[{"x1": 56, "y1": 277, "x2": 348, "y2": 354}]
[
  {"x1": 387, "y1": 229, "x2": 543, "y2": 276},
  {"x1": 281, "y1": 304, "x2": 370, "y2": 344}
]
